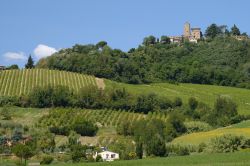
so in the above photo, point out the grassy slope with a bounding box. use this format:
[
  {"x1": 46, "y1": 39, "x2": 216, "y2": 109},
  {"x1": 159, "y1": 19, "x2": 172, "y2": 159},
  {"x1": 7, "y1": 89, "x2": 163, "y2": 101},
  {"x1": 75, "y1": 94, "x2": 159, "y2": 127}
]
[
  {"x1": 172, "y1": 120, "x2": 250, "y2": 145},
  {"x1": 47, "y1": 152, "x2": 250, "y2": 166},
  {"x1": 105, "y1": 80, "x2": 250, "y2": 115},
  {"x1": 0, "y1": 69, "x2": 97, "y2": 96}
]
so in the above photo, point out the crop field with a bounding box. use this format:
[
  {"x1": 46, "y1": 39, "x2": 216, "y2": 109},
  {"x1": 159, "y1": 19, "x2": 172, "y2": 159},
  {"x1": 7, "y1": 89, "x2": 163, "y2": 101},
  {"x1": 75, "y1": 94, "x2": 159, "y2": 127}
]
[
  {"x1": 172, "y1": 120, "x2": 250, "y2": 146},
  {"x1": 105, "y1": 80, "x2": 250, "y2": 115},
  {"x1": 38, "y1": 108, "x2": 168, "y2": 128},
  {"x1": 0, "y1": 69, "x2": 97, "y2": 96}
]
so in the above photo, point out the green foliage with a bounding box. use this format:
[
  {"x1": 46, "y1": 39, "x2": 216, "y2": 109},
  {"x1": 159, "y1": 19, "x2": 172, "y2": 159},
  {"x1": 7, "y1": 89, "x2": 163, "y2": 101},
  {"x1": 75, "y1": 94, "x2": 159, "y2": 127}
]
[
  {"x1": 29, "y1": 85, "x2": 72, "y2": 108},
  {"x1": 205, "y1": 24, "x2": 223, "y2": 38},
  {"x1": 188, "y1": 97, "x2": 198, "y2": 110},
  {"x1": 12, "y1": 143, "x2": 35, "y2": 166},
  {"x1": 165, "y1": 111, "x2": 187, "y2": 141},
  {"x1": 70, "y1": 144, "x2": 86, "y2": 162},
  {"x1": 231, "y1": 24, "x2": 241, "y2": 36},
  {"x1": 72, "y1": 119, "x2": 98, "y2": 136},
  {"x1": 184, "y1": 121, "x2": 212, "y2": 133},
  {"x1": 40, "y1": 155, "x2": 54, "y2": 165},
  {"x1": 36, "y1": 35, "x2": 250, "y2": 89},
  {"x1": 109, "y1": 138, "x2": 135, "y2": 160},
  {"x1": 6, "y1": 64, "x2": 19, "y2": 70},
  {"x1": 208, "y1": 134, "x2": 246, "y2": 153},
  {"x1": 25, "y1": 55, "x2": 34, "y2": 69},
  {"x1": 212, "y1": 96, "x2": 238, "y2": 126},
  {"x1": 133, "y1": 119, "x2": 167, "y2": 157},
  {"x1": 143, "y1": 36, "x2": 156, "y2": 46},
  {"x1": 0, "y1": 107, "x2": 12, "y2": 120}
]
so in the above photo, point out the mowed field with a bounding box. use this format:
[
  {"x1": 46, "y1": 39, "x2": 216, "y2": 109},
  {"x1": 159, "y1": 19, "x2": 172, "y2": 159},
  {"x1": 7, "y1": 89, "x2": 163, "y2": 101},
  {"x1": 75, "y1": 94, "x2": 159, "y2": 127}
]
[
  {"x1": 0, "y1": 69, "x2": 97, "y2": 96},
  {"x1": 105, "y1": 80, "x2": 250, "y2": 115}
]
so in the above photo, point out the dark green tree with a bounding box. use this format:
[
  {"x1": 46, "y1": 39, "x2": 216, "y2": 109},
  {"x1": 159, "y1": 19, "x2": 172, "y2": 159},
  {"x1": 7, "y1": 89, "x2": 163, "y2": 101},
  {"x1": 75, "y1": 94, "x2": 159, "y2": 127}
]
[
  {"x1": 160, "y1": 36, "x2": 171, "y2": 44},
  {"x1": 143, "y1": 36, "x2": 156, "y2": 46},
  {"x1": 12, "y1": 144, "x2": 35, "y2": 166},
  {"x1": 25, "y1": 55, "x2": 34, "y2": 69},
  {"x1": 205, "y1": 24, "x2": 222, "y2": 38},
  {"x1": 230, "y1": 24, "x2": 241, "y2": 36},
  {"x1": 96, "y1": 41, "x2": 108, "y2": 49}
]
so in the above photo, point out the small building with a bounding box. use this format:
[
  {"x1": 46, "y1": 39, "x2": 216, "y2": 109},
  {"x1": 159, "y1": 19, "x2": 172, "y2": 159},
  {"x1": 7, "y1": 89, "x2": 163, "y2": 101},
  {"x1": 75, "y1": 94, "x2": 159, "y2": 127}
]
[{"x1": 94, "y1": 150, "x2": 119, "y2": 161}]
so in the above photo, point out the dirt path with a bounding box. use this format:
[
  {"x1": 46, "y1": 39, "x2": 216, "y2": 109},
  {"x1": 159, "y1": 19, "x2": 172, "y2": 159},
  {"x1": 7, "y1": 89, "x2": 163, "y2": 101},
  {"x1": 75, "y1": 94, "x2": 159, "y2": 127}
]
[{"x1": 95, "y1": 78, "x2": 105, "y2": 90}]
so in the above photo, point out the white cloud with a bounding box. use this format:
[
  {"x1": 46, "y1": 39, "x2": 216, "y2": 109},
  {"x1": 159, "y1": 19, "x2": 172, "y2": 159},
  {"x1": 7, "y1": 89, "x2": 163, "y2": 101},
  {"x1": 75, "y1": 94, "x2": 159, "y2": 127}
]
[
  {"x1": 3, "y1": 52, "x2": 27, "y2": 61},
  {"x1": 33, "y1": 44, "x2": 57, "y2": 59}
]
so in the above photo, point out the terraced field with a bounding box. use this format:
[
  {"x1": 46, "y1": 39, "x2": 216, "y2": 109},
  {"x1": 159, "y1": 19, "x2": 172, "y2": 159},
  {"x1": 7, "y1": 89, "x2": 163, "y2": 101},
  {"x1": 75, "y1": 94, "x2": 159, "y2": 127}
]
[{"x1": 0, "y1": 69, "x2": 97, "y2": 96}]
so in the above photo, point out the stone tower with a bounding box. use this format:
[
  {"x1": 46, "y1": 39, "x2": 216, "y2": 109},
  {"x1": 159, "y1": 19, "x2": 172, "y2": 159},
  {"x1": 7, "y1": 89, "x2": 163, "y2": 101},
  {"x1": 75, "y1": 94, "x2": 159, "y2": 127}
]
[{"x1": 184, "y1": 22, "x2": 191, "y2": 38}]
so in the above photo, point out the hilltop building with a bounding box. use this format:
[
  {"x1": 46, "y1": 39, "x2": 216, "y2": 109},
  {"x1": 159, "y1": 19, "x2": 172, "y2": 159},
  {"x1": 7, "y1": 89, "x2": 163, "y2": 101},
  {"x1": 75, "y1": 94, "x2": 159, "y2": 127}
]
[{"x1": 169, "y1": 22, "x2": 201, "y2": 43}]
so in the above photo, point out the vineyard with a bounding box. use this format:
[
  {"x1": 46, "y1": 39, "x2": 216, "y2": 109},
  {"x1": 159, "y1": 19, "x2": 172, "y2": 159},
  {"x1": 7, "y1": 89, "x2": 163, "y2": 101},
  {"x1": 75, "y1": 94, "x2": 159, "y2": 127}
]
[
  {"x1": 0, "y1": 69, "x2": 97, "y2": 96},
  {"x1": 38, "y1": 108, "x2": 168, "y2": 128}
]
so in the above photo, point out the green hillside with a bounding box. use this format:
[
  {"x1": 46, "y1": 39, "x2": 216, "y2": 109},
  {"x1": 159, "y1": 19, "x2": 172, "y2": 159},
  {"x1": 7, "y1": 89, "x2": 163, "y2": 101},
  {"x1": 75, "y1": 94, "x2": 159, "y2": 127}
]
[
  {"x1": 0, "y1": 69, "x2": 97, "y2": 96},
  {"x1": 106, "y1": 80, "x2": 250, "y2": 115}
]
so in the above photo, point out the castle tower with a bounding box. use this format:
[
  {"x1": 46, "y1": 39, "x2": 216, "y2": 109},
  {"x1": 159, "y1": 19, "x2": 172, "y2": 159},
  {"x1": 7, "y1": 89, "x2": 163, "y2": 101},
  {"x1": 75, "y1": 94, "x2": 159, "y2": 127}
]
[{"x1": 184, "y1": 22, "x2": 191, "y2": 38}]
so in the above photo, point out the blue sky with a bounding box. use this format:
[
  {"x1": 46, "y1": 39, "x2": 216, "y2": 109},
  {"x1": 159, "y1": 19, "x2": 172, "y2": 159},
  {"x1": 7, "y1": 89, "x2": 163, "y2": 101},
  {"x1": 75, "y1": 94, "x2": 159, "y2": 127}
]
[{"x1": 0, "y1": 0, "x2": 249, "y2": 68}]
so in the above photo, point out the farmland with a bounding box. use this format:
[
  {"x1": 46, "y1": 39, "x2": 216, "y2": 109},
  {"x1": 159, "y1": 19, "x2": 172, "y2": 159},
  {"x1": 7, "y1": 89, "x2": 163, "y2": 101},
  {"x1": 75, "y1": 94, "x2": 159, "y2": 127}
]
[
  {"x1": 0, "y1": 69, "x2": 97, "y2": 96},
  {"x1": 105, "y1": 80, "x2": 250, "y2": 115},
  {"x1": 172, "y1": 120, "x2": 250, "y2": 146}
]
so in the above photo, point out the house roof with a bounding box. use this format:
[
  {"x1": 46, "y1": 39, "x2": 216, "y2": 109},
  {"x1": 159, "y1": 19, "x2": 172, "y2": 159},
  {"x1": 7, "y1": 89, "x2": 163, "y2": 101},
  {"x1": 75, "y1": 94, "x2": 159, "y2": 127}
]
[{"x1": 99, "y1": 150, "x2": 118, "y2": 154}]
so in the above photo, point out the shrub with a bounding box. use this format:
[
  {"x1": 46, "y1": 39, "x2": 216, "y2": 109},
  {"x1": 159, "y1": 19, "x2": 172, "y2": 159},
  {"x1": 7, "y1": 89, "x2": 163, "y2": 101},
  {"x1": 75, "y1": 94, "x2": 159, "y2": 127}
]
[
  {"x1": 173, "y1": 97, "x2": 182, "y2": 107},
  {"x1": 209, "y1": 134, "x2": 245, "y2": 153},
  {"x1": 184, "y1": 121, "x2": 212, "y2": 133},
  {"x1": 73, "y1": 119, "x2": 98, "y2": 136},
  {"x1": 166, "y1": 144, "x2": 192, "y2": 156},
  {"x1": 95, "y1": 155, "x2": 103, "y2": 162},
  {"x1": 40, "y1": 155, "x2": 54, "y2": 165}
]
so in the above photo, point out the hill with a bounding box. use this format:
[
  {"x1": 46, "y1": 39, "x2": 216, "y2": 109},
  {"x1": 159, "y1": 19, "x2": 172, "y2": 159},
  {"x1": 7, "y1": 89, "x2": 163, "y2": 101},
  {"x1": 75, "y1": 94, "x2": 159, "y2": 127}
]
[
  {"x1": 37, "y1": 37, "x2": 250, "y2": 89},
  {"x1": 0, "y1": 69, "x2": 98, "y2": 96},
  {"x1": 106, "y1": 80, "x2": 250, "y2": 115}
]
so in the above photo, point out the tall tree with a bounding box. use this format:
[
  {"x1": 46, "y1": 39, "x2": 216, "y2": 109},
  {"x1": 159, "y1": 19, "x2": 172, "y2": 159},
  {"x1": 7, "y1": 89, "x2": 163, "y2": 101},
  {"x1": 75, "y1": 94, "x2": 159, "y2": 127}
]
[
  {"x1": 143, "y1": 36, "x2": 156, "y2": 46},
  {"x1": 205, "y1": 24, "x2": 222, "y2": 38},
  {"x1": 230, "y1": 24, "x2": 241, "y2": 36},
  {"x1": 25, "y1": 55, "x2": 35, "y2": 69},
  {"x1": 160, "y1": 36, "x2": 171, "y2": 44}
]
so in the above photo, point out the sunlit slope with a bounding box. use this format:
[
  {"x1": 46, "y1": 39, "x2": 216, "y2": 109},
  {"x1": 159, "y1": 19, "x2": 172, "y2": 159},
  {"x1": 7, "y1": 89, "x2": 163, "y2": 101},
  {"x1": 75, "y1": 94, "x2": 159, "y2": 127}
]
[
  {"x1": 106, "y1": 80, "x2": 250, "y2": 115},
  {"x1": 172, "y1": 120, "x2": 250, "y2": 145},
  {"x1": 0, "y1": 69, "x2": 97, "y2": 96}
]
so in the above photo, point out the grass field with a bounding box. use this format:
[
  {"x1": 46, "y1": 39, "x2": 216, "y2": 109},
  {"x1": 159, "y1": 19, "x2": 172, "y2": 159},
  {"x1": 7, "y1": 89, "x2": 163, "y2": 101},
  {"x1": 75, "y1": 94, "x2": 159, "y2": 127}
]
[
  {"x1": 105, "y1": 80, "x2": 250, "y2": 115},
  {"x1": 172, "y1": 120, "x2": 250, "y2": 146},
  {"x1": 44, "y1": 151, "x2": 250, "y2": 166},
  {"x1": 0, "y1": 69, "x2": 97, "y2": 96}
]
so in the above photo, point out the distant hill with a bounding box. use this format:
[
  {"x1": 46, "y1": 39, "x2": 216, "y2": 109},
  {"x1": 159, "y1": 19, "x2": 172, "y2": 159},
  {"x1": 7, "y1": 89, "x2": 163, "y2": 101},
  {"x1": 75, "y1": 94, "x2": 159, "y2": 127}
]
[
  {"x1": 37, "y1": 37, "x2": 250, "y2": 89},
  {"x1": 0, "y1": 69, "x2": 98, "y2": 96}
]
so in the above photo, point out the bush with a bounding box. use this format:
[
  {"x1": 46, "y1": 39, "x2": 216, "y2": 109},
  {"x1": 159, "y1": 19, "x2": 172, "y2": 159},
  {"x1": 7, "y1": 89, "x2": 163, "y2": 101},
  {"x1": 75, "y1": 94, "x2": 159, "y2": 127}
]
[
  {"x1": 184, "y1": 121, "x2": 212, "y2": 133},
  {"x1": 173, "y1": 97, "x2": 182, "y2": 107},
  {"x1": 209, "y1": 134, "x2": 245, "y2": 153},
  {"x1": 95, "y1": 155, "x2": 103, "y2": 162},
  {"x1": 166, "y1": 144, "x2": 192, "y2": 156},
  {"x1": 40, "y1": 155, "x2": 54, "y2": 165},
  {"x1": 73, "y1": 119, "x2": 98, "y2": 136}
]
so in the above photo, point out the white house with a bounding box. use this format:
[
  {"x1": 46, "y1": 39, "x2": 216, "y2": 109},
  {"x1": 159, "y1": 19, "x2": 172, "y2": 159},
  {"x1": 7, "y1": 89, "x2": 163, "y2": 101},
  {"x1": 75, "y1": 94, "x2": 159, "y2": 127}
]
[{"x1": 94, "y1": 150, "x2": 119, "y2": 161}]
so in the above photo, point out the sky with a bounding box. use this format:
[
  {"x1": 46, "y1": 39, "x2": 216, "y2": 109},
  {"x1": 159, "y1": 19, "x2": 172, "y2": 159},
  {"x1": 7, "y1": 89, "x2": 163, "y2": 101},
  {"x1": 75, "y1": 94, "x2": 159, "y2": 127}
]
[{"x1": 0, "y1": 0, "x2": 249, "y2": 68}]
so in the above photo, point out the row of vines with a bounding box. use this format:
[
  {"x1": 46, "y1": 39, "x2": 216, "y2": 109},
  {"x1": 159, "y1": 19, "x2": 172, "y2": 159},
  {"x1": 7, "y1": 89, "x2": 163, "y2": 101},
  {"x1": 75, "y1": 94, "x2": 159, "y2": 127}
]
[
  {"x1": 38, "y1": 109, "x2": 168, "y2": 128},
  {"x1": 0, "y1": 69, "x2": 97, "y2": 96}
]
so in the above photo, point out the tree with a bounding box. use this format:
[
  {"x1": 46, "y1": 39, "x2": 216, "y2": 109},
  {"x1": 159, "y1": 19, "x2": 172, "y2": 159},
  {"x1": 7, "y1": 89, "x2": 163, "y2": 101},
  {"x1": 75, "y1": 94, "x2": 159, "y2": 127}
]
[
  {"x1": 188, "y1": 97, "x2": 198, "y2": 110},
  {"x1": 68, "y1": 131, "x2": 80, "y2": 147},
  {"x1": 205, "y1": 24, "x2": 222, "y2": 38},
  {"x1": 96, "y1": 41, "x2": 107, "y2": 49},
  {"x1": 12, "y1": 144, "x2": 35, "y2": 166},
  {"x1": 7, "y1": 64, "x2": 19, "y2": 70},
  {"x1": 25, "y1": 55, "x2": 35, "y2": 69},
  {"x1": 143, "y1": 36, "x2": 156, "y2": 46},
  {"x1": 230, "y1": 24, "x2": 241, "y2": 36},
  {"x1": 160, "y1": 36, "x2": 170, "y2": 44}
]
